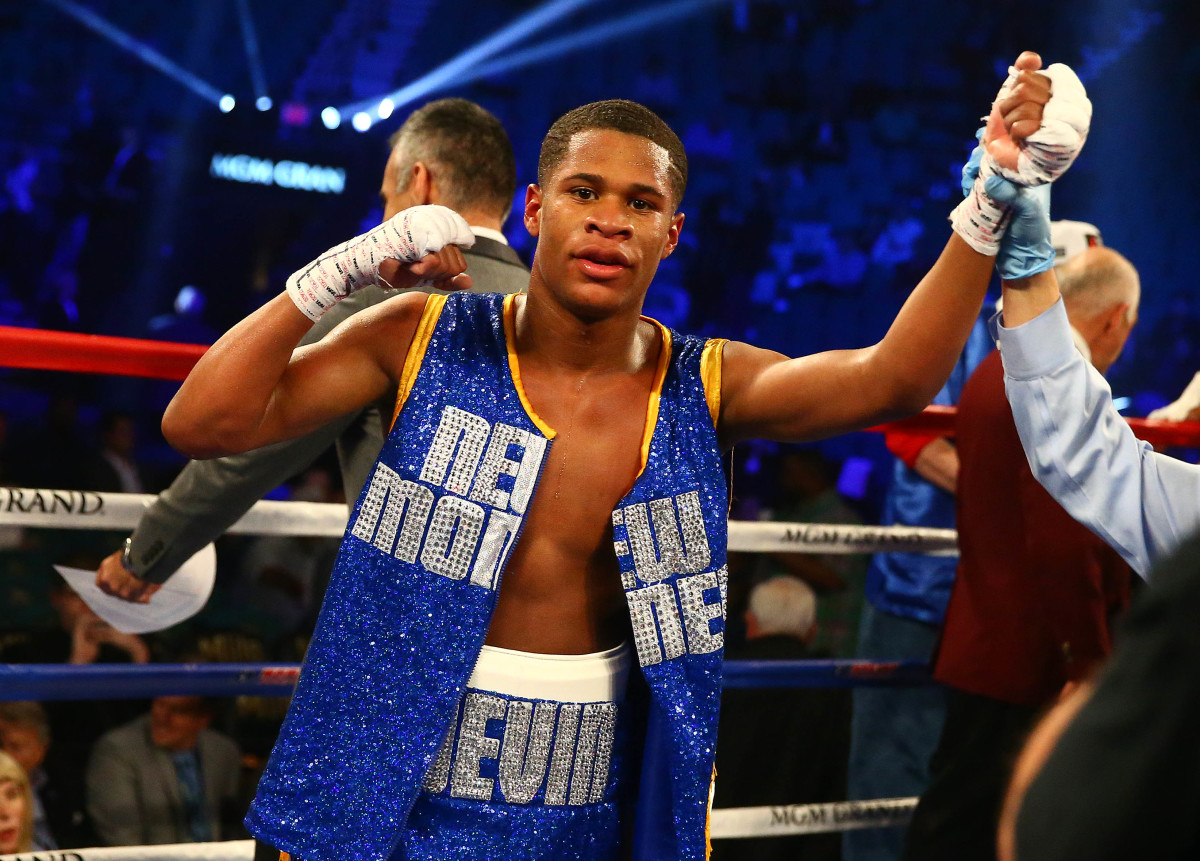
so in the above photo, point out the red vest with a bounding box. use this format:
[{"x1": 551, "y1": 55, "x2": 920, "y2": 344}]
[{"x1": 934, "y1": 351, "x2": 1132, "y2": 706}]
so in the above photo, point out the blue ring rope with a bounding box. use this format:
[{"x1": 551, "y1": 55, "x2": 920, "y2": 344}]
[{"x1": 0, "y1": 659, "x2": 933, "y2": 702}]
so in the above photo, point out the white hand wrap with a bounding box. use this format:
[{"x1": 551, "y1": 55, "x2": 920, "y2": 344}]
[
  {"x1": 950, "y1": 61, "x2": 1091, "y2": 256},
  {"x1": 950, "y1": 157, "x2": 1008, "y2": 256},
  {"x1": 286, "y1": 204, "x2": 475, "y2": 321},
  {"x1": 990, "y1": 63, "x2": 1092, "y2": 186},
  {"x1": 1148, "y1": 372, "x2": 1200, "y2": 421}
]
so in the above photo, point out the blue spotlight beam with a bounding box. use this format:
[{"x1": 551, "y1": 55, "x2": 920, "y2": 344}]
[
  {"x1": 235, "y1": 0, "x2": 270, "y2": 103},
  {"x1": 338, "y1": 0, "x2": 597, "y2": 119},
  {"x1": 339, "y1": 0, "x2": 734, "y2": 120},
  {"x1": 40, "y1": 0, "x2": 226, "y2": 107},
  {"x1": 461, "y1": 0, "x2": 734, "y2": 88}
]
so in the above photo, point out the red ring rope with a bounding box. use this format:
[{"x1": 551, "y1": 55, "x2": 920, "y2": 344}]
[
  {"x1": 0, "y1": 325, "x2": 206, "y2": 381},
  {"x1": 3, "y1": 325, "x2": 1199, "y2": 448}
]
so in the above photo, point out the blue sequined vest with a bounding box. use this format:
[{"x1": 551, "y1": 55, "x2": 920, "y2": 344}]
[{"x1": 246, "y1": 293, "x2": 729, "y2": 861}]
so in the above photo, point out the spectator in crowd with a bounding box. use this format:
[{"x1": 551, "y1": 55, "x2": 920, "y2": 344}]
[
  {"x1": 905, "y1": 245, "x2": 1140, "y2": 860},
  {"x1": 10, "y1": 394, "x2": 88, "y2": 491},
  {"x1": 757, "y1": 448, "x2": 868, "y2": 657},
  {"x1": 714, "y1": 576, "x2": 850, "y2": 861},
  {"x1": 81, "y1": 410, "x2": 145, "y2": 494},
  {"x1": 846, "y1": 316, "x2": 990, "y2": 861},
  {"x1": 0, "y1": 574, "x2": 150, "y2": 668},
  {"x1": 0, "y1": 576, "x2": 150, "y2": 784},
  {"x1": 86, "y1": 696, "x2": 241, "y2": 846},
  {"x1": 235, "y1": 467, "x2": 342, "y2": 638},
  {"x1": 0, "y1": 701, "x2": 91, "y2": 849},
  {"x1": 0, "y1": 750, "x2": 34, "y2": 854},
  {"x1": 1, "y1": 578, "x2": 152, "y2": 667}
]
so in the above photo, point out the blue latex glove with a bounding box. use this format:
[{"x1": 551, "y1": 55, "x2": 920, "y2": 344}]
[
  {"x1": 985, "y1": 177, "x2": 1054, "y2": 280},
  {"x1": 961, "y1": 128, "x2": 985, "y2": 197}
]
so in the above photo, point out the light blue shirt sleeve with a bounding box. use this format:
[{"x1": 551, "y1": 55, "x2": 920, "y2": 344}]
[{"x1": 995, "y1": 298, "x2": 1200, "y2": 578}]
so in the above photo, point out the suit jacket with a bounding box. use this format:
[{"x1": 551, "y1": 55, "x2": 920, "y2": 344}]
[
  {"x1": 933, "y1": 351, "x2": 1132, "y2": 706},
  {"x1": 127, "y1": 235, "x2": 529, "y2": 583},
  {"x1": 86, "y1": 714, "x2": 242, "y2": 846},
  {"x1": 38, "y1": 754, "x2": 97, "y2": 849}
]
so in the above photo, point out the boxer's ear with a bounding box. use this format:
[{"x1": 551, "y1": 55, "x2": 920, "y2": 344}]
[{"x1": 524, "y1": 184, "x2": 543, "y2": 238}]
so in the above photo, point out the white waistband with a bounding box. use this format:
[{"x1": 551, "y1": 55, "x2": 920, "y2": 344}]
[{"x1": 466, "y1": 642, "x2": 631, "y2": 703}]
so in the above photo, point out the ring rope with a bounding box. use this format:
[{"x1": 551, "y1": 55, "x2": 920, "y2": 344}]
[
  {"x1": 0, "y1": 487, "x2": 958, "y2": 554},
  {"x1": 0, "y1": 325, "x2": 205, "y2": 381},
  {"x1": 0, "y1": 663, "x2": 302, "y2": 702},
  {"x1": 0, "y1": 840, "x2": 255, "y2": 861},
  {"x1": 0, "y1": 487, "x2": 348, "y2": 538},
  {"x1": 709, "y1": 797, "x2": 917, "y2": 839},
  {"x1": 0, "y1": 328, "x2": 1002, "y2": 854},
  {"x1": 721, "y1": 658, "x2": 932, "y2": 689},
  {"x1": 0, "y1": 660, "x2": 933, "y2": 703},
  {"x1": 873, "y1": 404, "x2": 1200, "y2": 448},
  {"x1": 3, "y1": 326, "x2": 1199, "y2": 447},
  {"x1": 0, "y1": 797, "x2": 917, "y2": 859}
]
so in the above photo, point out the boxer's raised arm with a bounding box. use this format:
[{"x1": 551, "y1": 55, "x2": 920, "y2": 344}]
[
  {"x1": 717, "y1": 233, "x2": 993, "y2": 445},
  {"x1": 163, "y1": 206, "x2": 474, "y2": 459},
  {"x1": 717, "y1": 52, "x2": 1083, "y2": 447},
  {"x1": 162, "y1": 289, "x2": 426, "y2": 459}
]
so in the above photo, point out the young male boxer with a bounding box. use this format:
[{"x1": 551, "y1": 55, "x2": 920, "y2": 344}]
[{"x1": 164, "y1": 52, "x2": 1083, "y2": 861}]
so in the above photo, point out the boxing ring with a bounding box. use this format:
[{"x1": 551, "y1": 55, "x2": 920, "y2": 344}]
[{"x1": 2, "y1": 325, "x2": 1197, "y2": 860}]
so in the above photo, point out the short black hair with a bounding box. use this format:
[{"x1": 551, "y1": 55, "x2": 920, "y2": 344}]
[
  {"x1": 388, "y1": 98, "x2": 517, "y2": 221},
  {"x1": 538, "y1": 99, "x2": 687, "y2": 208}
]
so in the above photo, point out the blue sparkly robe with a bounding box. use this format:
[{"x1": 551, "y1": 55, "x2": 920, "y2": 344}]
[{"x1": 245, "y1": 293, "x2": 729, "y2": 861}]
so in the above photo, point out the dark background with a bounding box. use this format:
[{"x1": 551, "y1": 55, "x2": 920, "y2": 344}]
[{"x1": 1, "y1": 0, "x2": 1197, "y2": 514}]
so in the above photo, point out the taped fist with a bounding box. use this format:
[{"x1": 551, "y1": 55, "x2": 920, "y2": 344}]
[
  {"x1": 287, "y1": 205, "x2": 476, "y2": 321},
  {"x1": 985, "y1": 55, "x2": 1091, "y2": 186},
  {"x1": 951, "y1": 52, "x2": 1089, "y2": 259}
]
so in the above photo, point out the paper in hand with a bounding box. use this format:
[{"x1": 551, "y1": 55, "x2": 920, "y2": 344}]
[{"x1": 54, "y1": 544, "x2": 216, "y2": 634}]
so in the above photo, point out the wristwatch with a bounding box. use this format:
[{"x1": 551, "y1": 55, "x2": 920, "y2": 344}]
[{"x1": 120, "y1": 536, "x2": 137, "y2": 574}]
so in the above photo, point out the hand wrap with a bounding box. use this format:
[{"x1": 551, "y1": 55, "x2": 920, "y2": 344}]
[
  {"x1": 286, "y1": 205, "x2": 475, "y2": 321},
  {"x1": 989, "y1": 63, "x2": 1091, "y2": 186},
  {"x1": 950, "y1": 62, "x2": 1091, "y2": 259},
  {"x1": 950, "y1": 137, "x2": 1009, "y2": 256}
]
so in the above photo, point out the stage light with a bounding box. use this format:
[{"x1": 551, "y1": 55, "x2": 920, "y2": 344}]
[
  {"x1": 236, "y1": 0, "x2": 272, "y2": 112},
  {"x1": 352, "y1": 112, "x2": 372, "y2": 132},
  {"x1": 321, "y1": 107, "x2": 341, "y2": 130},
  {"x1": 281, "y1": 103, "x2": 310, "y2": 126},
  {"x1": 463, "y1": 0, "x2": 731, "y2": 88},
  {"x1": 42, "y1": 0, "x2": 227, "y2": 107},
  {"x1": 336, "y1": 0, "x2": 595, "y2": 119},
  {"x1": 378, "y1": 98, "x2": 395, "y2": 120},
  {"x1": 220, "y1": 94, "x2": 236, "y2": 113}
]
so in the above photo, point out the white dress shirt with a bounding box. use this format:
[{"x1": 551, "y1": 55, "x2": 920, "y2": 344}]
[{"x1": 996, "y1": 298, "x2": 1200, "y2": 578}]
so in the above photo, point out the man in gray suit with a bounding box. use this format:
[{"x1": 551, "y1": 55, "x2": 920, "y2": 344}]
[
  {"x1": 86, "y1": 696, "x2": 241, "y2": 846},
  {"x1": 94, "y1": 98, "x2": 529, "y2": 602}
]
